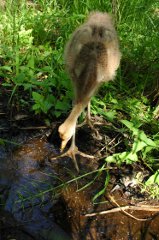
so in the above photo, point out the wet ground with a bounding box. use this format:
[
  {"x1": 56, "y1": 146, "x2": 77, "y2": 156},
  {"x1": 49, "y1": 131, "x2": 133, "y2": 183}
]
[{"x1": 1, "y1": 99, "x2": 159, "y2": 239}]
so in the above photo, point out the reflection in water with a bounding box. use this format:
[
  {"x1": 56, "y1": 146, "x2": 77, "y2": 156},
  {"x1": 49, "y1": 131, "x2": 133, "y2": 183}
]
[{"x1": 1, "y1": 138, "x2": 71, "y2": 240}]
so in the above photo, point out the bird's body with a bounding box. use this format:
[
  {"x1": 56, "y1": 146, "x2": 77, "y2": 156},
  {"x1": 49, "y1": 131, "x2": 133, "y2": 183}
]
[{"x1": 58, "y1": 12, "x2": 121, "y2": 171}]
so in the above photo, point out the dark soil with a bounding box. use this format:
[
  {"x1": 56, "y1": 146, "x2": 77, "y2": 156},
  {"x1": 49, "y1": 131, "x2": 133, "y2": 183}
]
[{"x1": 1, "y1": 95, "x2": 159, "y2": 240}]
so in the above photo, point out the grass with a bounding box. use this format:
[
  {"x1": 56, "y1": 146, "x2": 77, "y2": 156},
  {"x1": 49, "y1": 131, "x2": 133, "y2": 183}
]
[{"x1": 0, "y1": 0, "x2": 159, "y2": 198}]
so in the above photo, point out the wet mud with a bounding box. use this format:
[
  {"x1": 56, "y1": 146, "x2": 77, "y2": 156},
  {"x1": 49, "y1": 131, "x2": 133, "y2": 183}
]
[{"x1": 0, "y1": 121, "x2": 159, "y2": 239}]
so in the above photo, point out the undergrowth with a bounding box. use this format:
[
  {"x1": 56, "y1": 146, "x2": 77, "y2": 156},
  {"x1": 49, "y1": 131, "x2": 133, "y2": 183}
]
[{"x1": 0, "y1": 0, "x2": 159, "y2": 198}]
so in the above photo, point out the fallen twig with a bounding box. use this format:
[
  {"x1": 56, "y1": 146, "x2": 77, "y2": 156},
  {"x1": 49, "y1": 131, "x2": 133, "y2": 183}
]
[
  {"x1": 84, "y1": 205, "x2": 159, "y2": 219},
  {"x1": 17, "y1": 126, "x2": 50, "y2": 130},
  {"x1": 84, "y1": 195, "x2": 159, "y2": 221}
]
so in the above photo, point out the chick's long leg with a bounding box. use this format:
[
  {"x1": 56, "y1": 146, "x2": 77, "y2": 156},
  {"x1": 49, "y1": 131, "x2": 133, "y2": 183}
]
[
  {"x1": 61, "y1": 131, "x2": 94, "y2": 172},
  {"x1": 51, "y1": 102, "x2": 94, "y2": 172},
  {"x1": 77, "y1": 101, "x2": 103, "y2": 140}
]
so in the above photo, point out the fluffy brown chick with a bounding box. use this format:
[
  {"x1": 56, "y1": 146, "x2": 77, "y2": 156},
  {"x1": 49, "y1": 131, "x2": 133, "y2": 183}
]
[{"x1": 57, "y1": 12, "x2": 121, "y2": 171}]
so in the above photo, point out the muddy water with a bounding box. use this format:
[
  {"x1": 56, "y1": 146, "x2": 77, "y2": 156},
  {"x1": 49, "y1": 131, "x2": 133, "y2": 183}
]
[
  {"x1": 0, "y1": 131, "x2": 159, "y2": 240},
  {"x1": 0, "y1": 135, "x2": 71, "y2": 240}
]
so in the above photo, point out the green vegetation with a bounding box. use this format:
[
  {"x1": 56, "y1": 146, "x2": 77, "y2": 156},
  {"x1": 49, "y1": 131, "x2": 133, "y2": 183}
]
[{"x1": 0, "y1": 0, "x2": 159, "y2": 198}]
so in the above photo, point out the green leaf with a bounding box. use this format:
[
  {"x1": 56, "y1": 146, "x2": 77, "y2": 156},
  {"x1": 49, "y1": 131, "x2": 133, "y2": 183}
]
[
  {"x1": 139, "y1": 131, "x2": 156, "y2": 147},
  {"x1": 2, "y1": 83, "x2": 12, "y2": 87},
  {"x1": 106, "y1": 155, "x2": 117, "y2": 163},
  {"x1": 146, "y1": 171, "x2": 159, "y2": 186},
  {"x1": 121, "y1": 121, "x2": 156, "y2": 148},
  {"x1": 121, "y1": 120, "x2": 139, "y2": 135},
  {"x1": 46, "y1": 95, "x2": 55, "y2": 103},
  {"x1": 126, "y1": 152, "x2": 138, "y2": 162},
  {"x1": 32, "y1": 92, "x2": 44, "y2": 102},
  {"x1": 41, "y1": 66, "x2": 52, "y2": 72},
  {"x1": 106, "y1": 151, "x2": 138, "y2": 164},
  {"x1": 54, "y1": 110, "x2": 62, "y2": 118},
  {"x1": 95, "y1": 108, "x2": 116, "y2": 121},
  {"x1": 23, "y1": 83, "x2": 33, "y2": 90},
  {"x1": 121, "y1": 120, "x2": 134, "y2": 130},
  {"x1": 27, "y1": 56, "x2": 35, "y2": 69},
  {"x1": 103, "y1": 110, "x2": 116, "y2": 122},
  {"x1": 132, "y1": 139, "x2": 147, "y2": 153},
  {"x1": 120, "y1": 120, "x2": 139, "y2": 135},
  {"x1": 93, "y1": 172, "x2": 110, "y2": 202},
  {"x1": 55, "y1": 100, "x2": 70, "y2": 111},
  {"x1": 142, "y1": 146, "x2": 154, "y2": 159},
  {"x1": 32, "y1": 92, "x2": 55, "y2": 114},
  {"x1": 0, "y1": 66, "x2": 12, "y2": 72},
  {"x1": 32, "y1": 104, "x2": 40, "y2": 112}
]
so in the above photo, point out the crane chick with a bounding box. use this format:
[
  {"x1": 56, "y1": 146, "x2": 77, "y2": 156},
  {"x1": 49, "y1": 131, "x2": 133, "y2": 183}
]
[{"x1": 57, "y1": 12, "x2": 121, "y2": 171}]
